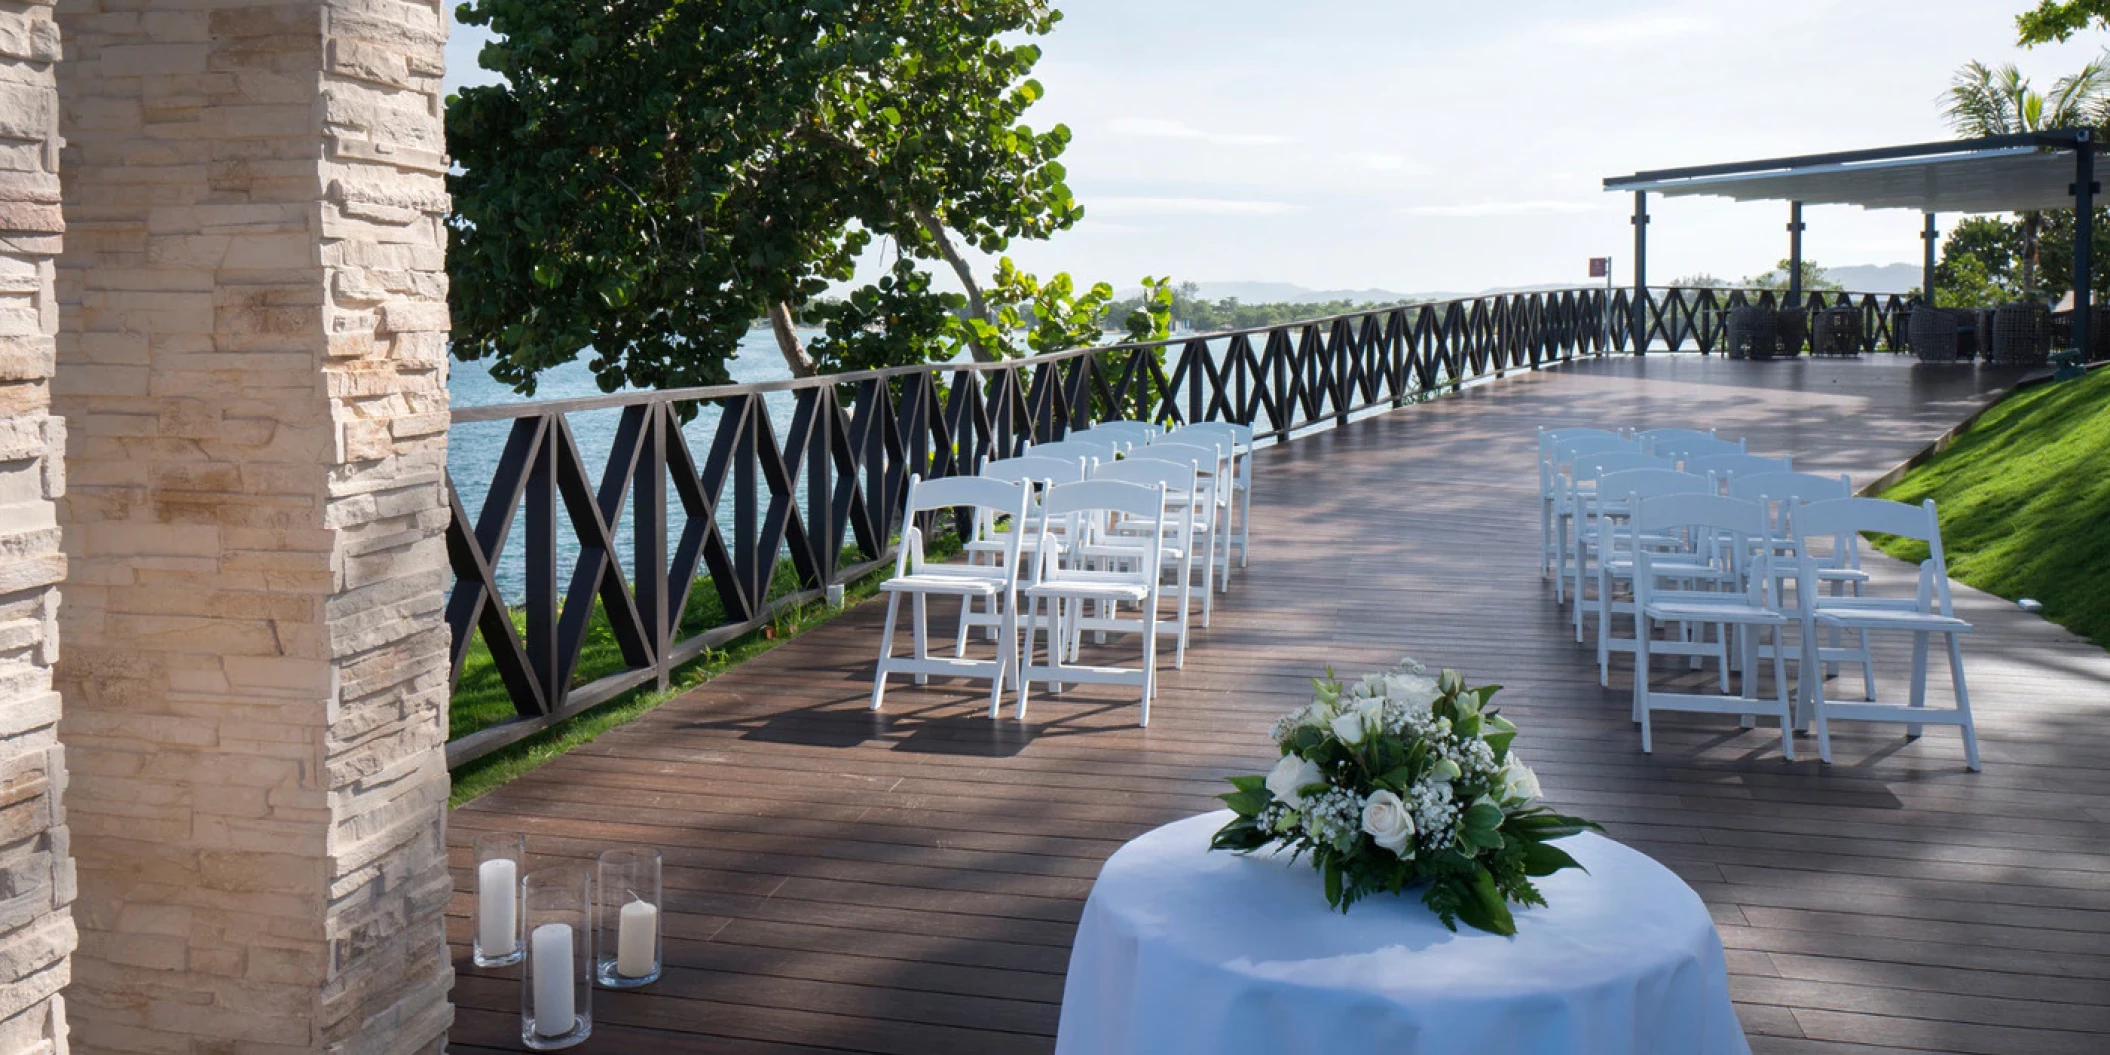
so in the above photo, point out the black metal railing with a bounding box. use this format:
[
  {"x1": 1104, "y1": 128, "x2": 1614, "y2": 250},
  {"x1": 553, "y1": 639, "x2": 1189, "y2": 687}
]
[{"x1": 442, "y1": 284, "x2": 1912, "y2": 764}]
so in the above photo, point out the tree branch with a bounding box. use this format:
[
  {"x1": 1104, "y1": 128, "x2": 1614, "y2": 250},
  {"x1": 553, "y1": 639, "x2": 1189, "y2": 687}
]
[
  {"x1": 770, "y1": 300, "x2": 818, "y2": 377},
  {"x1": 915, "y1": 205, "x2": 1000, "y2": 363}
]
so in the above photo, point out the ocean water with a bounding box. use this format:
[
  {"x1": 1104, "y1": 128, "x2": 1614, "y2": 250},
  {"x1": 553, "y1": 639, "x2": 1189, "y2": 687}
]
[{"x1": 447, "y1": 329, "x2": 804, "y2": 600}]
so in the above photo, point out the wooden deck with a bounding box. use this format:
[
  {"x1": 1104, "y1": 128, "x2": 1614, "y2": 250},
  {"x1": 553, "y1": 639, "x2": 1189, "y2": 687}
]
[{"x1": 445, "y1": 354, "x2": 2110, "y2": 1054}]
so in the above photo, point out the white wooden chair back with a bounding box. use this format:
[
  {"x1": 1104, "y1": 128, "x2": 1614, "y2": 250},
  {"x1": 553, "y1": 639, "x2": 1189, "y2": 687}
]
[
  {"x1": 1793, "y1": 498, "x2": 1956, "y2": 615},
  {"x1": 1021, "y1": 438, "x2": 1114, "y2": 466},
  {"x1": 1072, "y1": 420, "x2": 1163, "y2": 451},
  {"x1": 1687, "y1": 453, "x2": 1794, "y2": 488}
]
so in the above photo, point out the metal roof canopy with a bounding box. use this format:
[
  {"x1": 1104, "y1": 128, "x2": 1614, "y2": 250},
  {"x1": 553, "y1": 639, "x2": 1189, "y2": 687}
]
[
  {"x1": 1604, "y1": 130, "x2": 2094, "y2": 213},
  {"x1": 1599, "y1": 129, "x2": 2100, "y2": 357}
]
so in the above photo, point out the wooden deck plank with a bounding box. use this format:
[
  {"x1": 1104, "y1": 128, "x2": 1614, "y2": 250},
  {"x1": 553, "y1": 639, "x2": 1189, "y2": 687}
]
[{"x1": 448, "y1": 355, "x2": 2110, "y2": 1053}]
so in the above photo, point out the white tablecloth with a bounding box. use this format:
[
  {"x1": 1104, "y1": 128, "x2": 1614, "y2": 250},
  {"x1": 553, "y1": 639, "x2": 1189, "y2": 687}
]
[{"x1": 1056, "y1": 811, "x2": 1747, "y2": 1055}]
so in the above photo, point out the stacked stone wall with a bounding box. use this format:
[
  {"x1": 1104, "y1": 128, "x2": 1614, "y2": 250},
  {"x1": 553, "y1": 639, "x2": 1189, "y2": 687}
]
[
  {"x1": 0, "y1": 0, "x2": 74, "y2": 1050},
  {"x1": 53, "y1": 1, "x2": 451, "y2": 1050}
]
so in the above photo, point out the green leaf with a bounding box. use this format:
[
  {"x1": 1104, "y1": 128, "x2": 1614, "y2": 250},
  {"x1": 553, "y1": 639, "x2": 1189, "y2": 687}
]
[
  {"x1": 1228, "y1": 774, "x2": 1267, "y2": 794},
  {"x1": 1463, "y1": 800, "x2": 1504, "y2": 831},
  {"x1": 1521, "y1": 840, "x2": 1584, "y2": 878},
  {"x1": 1457, "y1": 866, "x2": 1517, "y2": 936}
]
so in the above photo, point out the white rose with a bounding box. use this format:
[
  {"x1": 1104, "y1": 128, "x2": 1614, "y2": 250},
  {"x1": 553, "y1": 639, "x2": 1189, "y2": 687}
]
[
  {"x1": 1384, "y1": 673, "x2": 1440, "y2": 709},
  {"x1": 1499, "y1": 757, "x2": 1542, "y2": 805},
  {"x1": 1329, "y1": 709, "x2": 1368, "y2": 745},
  {"x1": 1265, "y1": 754, "x2": 1327, "y2": 809},
  {"x1": 1301, "y1": 699, "x2": 1336, "y2": 729},
  {"x1": 1361, "y1": 789, "x2": 1417, "y2": 857}
]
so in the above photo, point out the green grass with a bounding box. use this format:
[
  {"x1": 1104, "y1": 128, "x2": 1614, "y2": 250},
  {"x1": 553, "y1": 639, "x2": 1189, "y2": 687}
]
[
  {"x1": 448, "y1": 535, "x2": 959, "y2": 806},
  {"x1": 1874, "y1": 366, "x2": 2110, "y2": 651}
]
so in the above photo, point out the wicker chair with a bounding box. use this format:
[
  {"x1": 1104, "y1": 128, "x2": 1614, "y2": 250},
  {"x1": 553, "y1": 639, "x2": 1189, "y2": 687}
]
[
  {"x1": 1725, "y1": 305, "x2": 1778, "y2": 360},
  {"x1": 1988, "y1": 302, "x2": 2052, "y2": 366},
  {"x1": 1908, "y1": 307, "x2": 1968, "y2": 363},
  {"x1": 1811, "y1": 307, "x2": 1863, "y2": 357},
  {"x1": 1776, "y1": 307, "x2": 1808, "y2": 357}
]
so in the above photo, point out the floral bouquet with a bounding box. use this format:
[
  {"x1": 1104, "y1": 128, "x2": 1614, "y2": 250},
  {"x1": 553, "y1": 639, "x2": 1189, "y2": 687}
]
[{"x1": 1211, "y1": 659, "x2": 1599, "y2": 935}]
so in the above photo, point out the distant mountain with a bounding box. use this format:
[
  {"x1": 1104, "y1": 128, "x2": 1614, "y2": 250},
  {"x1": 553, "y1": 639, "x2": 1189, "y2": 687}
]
[
  {"x1": 1128, "y1": 266, "x2": 1920, "y2": 306},
  {"x1": 1821, "y1": 263, "x2": 1920, "y2": 294}
]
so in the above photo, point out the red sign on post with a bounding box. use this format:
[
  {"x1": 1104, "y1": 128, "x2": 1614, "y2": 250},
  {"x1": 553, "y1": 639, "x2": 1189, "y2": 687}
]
[{"x1": 1588, "y1": 257, "x2": 1611, "y2": 278}]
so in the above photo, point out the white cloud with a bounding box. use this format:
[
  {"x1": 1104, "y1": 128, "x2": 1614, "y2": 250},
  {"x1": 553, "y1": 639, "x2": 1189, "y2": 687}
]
[
  {"x1": 1091, "y1": 196, "x2": 1302, "y2": 216},
  {"x1": 1398, "y1": 200, "x2": 1608, "y2": 218},
  {"x1": 1107, "y1": 117, "x2": 1291, "y2": 147},
  {"x1": 1555, "y1": 13, "x2": 1711, "y2": 47},
  {"x1": 1344, "y1": 152, "x2": 1431, "y2": 175}
]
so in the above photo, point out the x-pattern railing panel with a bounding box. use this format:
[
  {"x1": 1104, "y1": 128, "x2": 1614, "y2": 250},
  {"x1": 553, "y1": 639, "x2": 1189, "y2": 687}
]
[{"x1": 443, "y1": 284, "x2": 1915, "y2": 764}]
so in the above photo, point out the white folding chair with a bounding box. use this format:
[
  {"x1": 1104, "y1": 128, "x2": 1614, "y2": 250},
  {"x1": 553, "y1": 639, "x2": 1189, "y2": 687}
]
[
  {"x1": 1018, "y1": 480, "x2": 1168, "y2": 724},
  {"x1": 1165, "y1": 421, "x2": 1255, "y2": 569},
  {"x1": 1589, "y1": 468, "x2": 1721, "y2": 686},
  {"x1": 1635, "y1": 427, "x2": 1726, "y2": 457},
  {"x1": 1073, "y1": 419, "x2": 1164, "y2": 453},
  {"x1": 1791, "y1": 498, "x2": 1979, "y2": 770},
  {"x1": 1567, "y1": 449, "x2": 1673, "y2": 624},
  {"x1": 1655, "y1": 436, "x2": 1747, "y2": 467},
  {"x1": 1550, "y1": 435, "x2": 1644, "y2": 602},
  {"x1": 1082, "y1": 458, "x2": 1198, "y2": 667},
  {"x1": 1687, "y1": 453, "x2": 1794, "y2": 492},
  {"x1": 871, "y1": 475, "x2": 1030, "y2": 718},
  {"x1": 1730, "y1": 471, "x2": 1871, "y2": 693},
  {"x1": 1630, "y1": 493, "x2": 1796, "y2": 760},
  {"x1": 957, "y1": 455, "x2": 1088, "y2": 651},
  {"x1": 1538, "y1": 427, "x2": 1627, "y2": 578},
  {"x1": 1126, "y1": 441, "x2": 1228, "y2": 610},
  {"x1": 1022, "y1": 438, "x2": 1117, "y2": 466}
]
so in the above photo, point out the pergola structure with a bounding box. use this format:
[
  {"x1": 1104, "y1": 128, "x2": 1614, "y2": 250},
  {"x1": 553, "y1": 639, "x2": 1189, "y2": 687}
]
[{"x1": 1605, "y1": 129, "x2": 2100, "y2": 353}]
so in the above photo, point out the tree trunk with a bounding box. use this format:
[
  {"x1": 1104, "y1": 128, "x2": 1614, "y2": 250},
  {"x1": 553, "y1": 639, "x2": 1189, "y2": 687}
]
[
  {"x1": 2022, "y1": 214, "x2": 2038, "y2": 295},
  {"x1": 915, "y1": 205, "x2": 1001, "y2": 363},
  {"x1": 770, "y1": 300, "x2": 818, "y2": 377}
]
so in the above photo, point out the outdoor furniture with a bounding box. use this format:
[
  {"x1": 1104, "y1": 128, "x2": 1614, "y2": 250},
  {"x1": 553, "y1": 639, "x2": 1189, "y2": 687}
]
[
  {"x1": 1538, "y1": 426, "x2": 1628, "y2": 582},
  {"x1": 1725, "y1": 305, "x2": 1777, "y2": 359},
  {"x1": 1988, "y1": 302, "x2": 2052, "y2": 365},
  {"x1": 1590, "y1": 468, "x2": 1721, "y2": 687},
  {"x1": 1163, "y1": 422, "x2": 1254, "y2": 570},
  {"x1": 1018, "y1": 479, "x2": 1169, "y2": 722},
  {"x1": 1907, "y1": 306, "x2": 1970, "y2": 363},
  {"x1": 1545, "y1": 432, "x2": 1639, "y2": 602},
  {"x1": 1054, "y1": 814, "x2": 1748, "y2": 1055},
  {"x1": 1630, "y1": 493, "x2": 1796, "y2": 760},
  {"x1": 871, "y1": 475, "x2": 1031, "y2": 717},
  {"x1": 1812, "y1": 306, "x2": 1864, "y2": 356},
  {"x1": 1791, "y1": 498, "x2": 1980, "y2": 771},
  {"x1": 1776, "y1": 305, "x2": 1808, "y2": 357}
]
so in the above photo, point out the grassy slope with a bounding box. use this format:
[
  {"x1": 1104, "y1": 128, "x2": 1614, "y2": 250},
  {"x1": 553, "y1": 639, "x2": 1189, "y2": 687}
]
[{"x1": 1876, "y1": 366, "x2": 2110, "y2": 650}]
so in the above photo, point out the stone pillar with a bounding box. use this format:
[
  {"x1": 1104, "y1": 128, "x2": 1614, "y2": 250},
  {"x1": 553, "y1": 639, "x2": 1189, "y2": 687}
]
[
  {"x1": 0, "y1": 1, "x2": 75, "y2": 1051},
  {"x1": 53, "y1": 2, "x2": 453, "y2": 1051}
]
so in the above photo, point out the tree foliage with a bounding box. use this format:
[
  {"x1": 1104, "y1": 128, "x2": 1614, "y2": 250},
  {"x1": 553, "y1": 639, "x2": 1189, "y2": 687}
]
[
  {"x1": 1939, "y1": 57, "x2": 2110, "y2": 295},
  {"x1": 1741, "y1": 259, "x2": 1843, "y2": 294},
  {"x1": 2017, "y1": 0, "x2": 2110, "y2": 44},
  {"x1": 1935, "y1": 210, "x2": 2110, "y2": 307},
  {"x1": 447, "y1": 0, "x2": 1083, "y2": 394}
]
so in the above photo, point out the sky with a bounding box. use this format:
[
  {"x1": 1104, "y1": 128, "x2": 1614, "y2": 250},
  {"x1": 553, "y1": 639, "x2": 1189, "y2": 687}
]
[{"x1": 443, "y1": 1, "x2": 2110, "y2": 296}]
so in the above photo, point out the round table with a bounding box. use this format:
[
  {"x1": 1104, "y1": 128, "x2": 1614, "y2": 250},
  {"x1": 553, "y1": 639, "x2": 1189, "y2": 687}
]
[{"x1": 1055, "y1": 812, "x2": 1748, "y2": 1055}]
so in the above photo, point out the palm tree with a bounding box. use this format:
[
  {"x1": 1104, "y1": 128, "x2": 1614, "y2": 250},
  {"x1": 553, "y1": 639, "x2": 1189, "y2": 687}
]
[{"x1": 1942, "y1": 58, "x2": 2110, "y2": 296}]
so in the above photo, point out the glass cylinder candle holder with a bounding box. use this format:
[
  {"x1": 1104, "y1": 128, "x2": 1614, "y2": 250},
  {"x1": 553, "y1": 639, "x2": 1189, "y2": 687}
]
[
  {"x1": 472, "y1": 832, "x2": 525, "y2": 967},
  {"x1": 519, "y1": 863, "x2": 592, "y2": 1050},
  {"x1": 595, "y1": 847, "x2": 663, "y2": 988}
]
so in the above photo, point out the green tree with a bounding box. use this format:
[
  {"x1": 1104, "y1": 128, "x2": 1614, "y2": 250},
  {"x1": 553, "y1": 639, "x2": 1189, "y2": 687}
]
[
  {"x1": 1741, "y1": 259, "x2": 1843, "y2": 294},
  {"x1": 2017, "y1": 1, "x2": 2110, "y2": 43},
  {"x1": 1940, "y1": 58, "x2": 2110, "y2": 296},
  {"x1": 447, "y1": 0, "x2": 1083, "y2": 394}
]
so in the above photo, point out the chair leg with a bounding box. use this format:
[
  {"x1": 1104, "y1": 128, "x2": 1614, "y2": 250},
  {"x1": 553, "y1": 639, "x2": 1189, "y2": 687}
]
[
  {"x1": 1237, "y1": 481, "x2": 1251, "y2": 569},
  {"x1": 1595, "y1": 568, "x2": 1613, "y2": 686},
  {"x1": 1858, "y1": 628, "x2": 1875, "y2": 700},
  {"x1": 1636, "y1": 625, "x2": 1654, "y2": 754},
  {"x1": 1139, "y1": 593, "x2": 1159, "y2": 726},
  {"x1": 1554, "y1": 513, "x2": 1569, "y2": 604},
  {"x1": 1948, "y1": 633, "x2": 1980, "y2": 771},
  {"x1": 954, "y1": 594, "x2": 975, "y2": 658},
  {"x1": 1770, "y1": 625, "x2": 1795, "y2": 762},
  {"x1": 988, "y1": 593, "x2": 1015, "y2": 720},
  {"x1": 1907, "y1": 630, "x2": 1928, "y2": 739},
  {"x1": 911, "y1": 593, "x2": 929, "y2": 685},
  {"x1": 1540, "y1": 495, "x2": 1553, "y2": 577},
  {"x1": 1016, "y1": 595, "x2": 1037, "y2": 718},
  {"x1": 1738, "y1": 625, "x2": 1757, "y2": 730},
  {"x1": 1199, "y1": 532, "x2": 1216, "y2": 627},
  {"x1": 871, "y1": 592, "x2": 902, "y2": 712},
  {"x1": 1173, "y1": 552, "x2": 1191, "y2": 668}
]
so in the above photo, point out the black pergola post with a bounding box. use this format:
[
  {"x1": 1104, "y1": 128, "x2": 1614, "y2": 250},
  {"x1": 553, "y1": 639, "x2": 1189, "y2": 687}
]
[
  {"x1": 1632, "y1": 190, "x2": 1649, "y2": 354},
  {"x1": 1922, "y1": 213, "x2": 1938, "y2": 307},
  {"x1": 1787, "y1": 201, "x2": 1805, "y2": 308},
  {"x1": 2074, "y1": 132, "x2": 2096, "y2": 359}
]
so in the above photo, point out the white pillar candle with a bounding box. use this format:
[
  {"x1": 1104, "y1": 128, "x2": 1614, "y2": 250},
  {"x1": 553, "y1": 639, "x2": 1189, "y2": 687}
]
[
  {"x1": 615, "y1": 896, "x2": 658, "y2": 978},
  {"x1": 530, "y1": 922, "x2": 574, "y2": 1036},
  {"x1": 476, "y1": 858, "x2": 517, "y2": 956}
]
